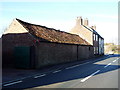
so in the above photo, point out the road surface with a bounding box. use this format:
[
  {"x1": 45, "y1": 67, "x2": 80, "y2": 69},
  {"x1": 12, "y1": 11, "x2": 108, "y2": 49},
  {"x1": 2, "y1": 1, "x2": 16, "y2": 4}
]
[{"x1": 2, "y1": 55, "x2": 120, "y2": 89}]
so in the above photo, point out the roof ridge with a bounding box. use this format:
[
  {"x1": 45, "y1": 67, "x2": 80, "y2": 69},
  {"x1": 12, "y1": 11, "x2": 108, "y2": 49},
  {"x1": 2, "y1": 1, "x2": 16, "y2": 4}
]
[
  {"x1": 16, "y1": 18, "x2": 80, "y2": 37},
  {"x1": 15, "y1": 18, "x2": 91, "y2": 45}
]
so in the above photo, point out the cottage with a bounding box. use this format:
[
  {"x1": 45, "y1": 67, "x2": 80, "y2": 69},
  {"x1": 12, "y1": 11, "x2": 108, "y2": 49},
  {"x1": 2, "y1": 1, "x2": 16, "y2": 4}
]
[
  {"x1": 70, "y1": 16, "x2": 104, "y2": 56},
  {"x1": 2, "y1": 18, "x2": 103, "y2": 69}
]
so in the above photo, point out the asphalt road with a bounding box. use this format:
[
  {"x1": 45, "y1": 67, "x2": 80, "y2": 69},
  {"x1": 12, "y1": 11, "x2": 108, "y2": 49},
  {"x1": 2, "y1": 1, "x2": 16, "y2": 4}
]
[{"x1": 2, "y1": 54, "x2": 120, "y2": 89}]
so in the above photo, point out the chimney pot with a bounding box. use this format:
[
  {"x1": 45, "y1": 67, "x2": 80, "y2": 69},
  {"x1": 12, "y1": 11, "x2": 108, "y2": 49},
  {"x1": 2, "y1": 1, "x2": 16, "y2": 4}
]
[
  {"x1": 84, "y1": 18, "x2": 88, "y2": 26},
  {"x1": 76, "y1": 16, "x2": 83, "y2": 26},
  {"x1": 91, "y1": 25, "x2": 96, "y2": 30}
]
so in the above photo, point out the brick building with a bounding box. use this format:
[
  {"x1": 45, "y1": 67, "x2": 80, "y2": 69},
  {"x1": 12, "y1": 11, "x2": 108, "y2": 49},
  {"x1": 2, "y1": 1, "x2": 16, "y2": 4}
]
[
  {"x1": 2, "y1": 17, "x2": 104, "y2": 69},
  {"x1": 70, "y1": 16, "x2": 104, "y2": 56}
]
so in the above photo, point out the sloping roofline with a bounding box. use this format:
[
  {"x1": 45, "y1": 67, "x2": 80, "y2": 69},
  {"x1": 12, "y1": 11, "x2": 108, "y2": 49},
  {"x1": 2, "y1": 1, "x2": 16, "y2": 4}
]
[
  {"x1": 83, "y1": 25, "x2": 104, "y2": 39},
  {"x1": 16, "y1": 18, "x2": 91, "y2": 45}
]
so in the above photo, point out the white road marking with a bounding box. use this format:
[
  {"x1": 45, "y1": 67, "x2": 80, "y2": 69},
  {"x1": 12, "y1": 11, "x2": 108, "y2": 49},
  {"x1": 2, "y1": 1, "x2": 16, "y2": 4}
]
[
  {"x1": 113, "y1": 60, "x2": 117, "y2": 62},
  {"x1": 53, "y1": 70, "x2": 61, "y2": 73},
  {"x1": 34, "y1": 74, "x2": 46, "y2": 78},
  {"x1": 81, "y1": 70, "x2": 100, "y2": 82},
  {"x1": 66, "y1": 65, "x2": 80, "y2": 69},
  {"x1": 3, "y1": 80, "x2": 22, "y2": 86},
  {"x1": 66, "y1": 62, "x2": 90, "y2": 69},
  {"x1": 116, "y1": 58, "x2": 120, "y2": 60},
  {"x1": 117, "y1": 58, "x2": 120, "y2": 59},
  {"x1": 104, "y1": 63, "x2": 111, "y2": 68},
  {"x1": 112, "y1": 57, "x2": 119, "y2": 62}
]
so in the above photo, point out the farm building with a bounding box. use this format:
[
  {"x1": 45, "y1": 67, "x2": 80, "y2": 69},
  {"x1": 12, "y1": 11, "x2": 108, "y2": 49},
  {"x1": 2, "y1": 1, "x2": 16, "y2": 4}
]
[{"x1": 2, "y1": 17, "x2": 104, "y2": 69}]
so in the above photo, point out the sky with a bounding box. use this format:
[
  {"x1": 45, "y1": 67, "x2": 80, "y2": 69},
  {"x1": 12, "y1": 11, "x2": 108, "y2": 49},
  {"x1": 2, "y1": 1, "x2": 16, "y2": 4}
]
[{"x1": 0, "y1": 0, "x2": 119, "y2": 44}]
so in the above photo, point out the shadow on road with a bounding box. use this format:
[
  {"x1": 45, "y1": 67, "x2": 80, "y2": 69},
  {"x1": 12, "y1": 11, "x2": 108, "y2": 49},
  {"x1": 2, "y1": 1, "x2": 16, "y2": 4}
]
[{"x1": 3, "y1": 54, "x2": 120, "y2": 89}]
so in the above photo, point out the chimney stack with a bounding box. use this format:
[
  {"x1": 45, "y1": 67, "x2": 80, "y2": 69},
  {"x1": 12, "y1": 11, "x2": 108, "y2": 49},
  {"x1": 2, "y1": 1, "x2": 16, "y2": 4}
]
[
  {"x1": 84, "y1": 18, "x2": 88, "y2": 26},
  {"x1": 76, "y1": 16, "x2": 83, "y2": 26},
  {"x1": 91, "y1": 25, "x2": 96, "y2": 30}
]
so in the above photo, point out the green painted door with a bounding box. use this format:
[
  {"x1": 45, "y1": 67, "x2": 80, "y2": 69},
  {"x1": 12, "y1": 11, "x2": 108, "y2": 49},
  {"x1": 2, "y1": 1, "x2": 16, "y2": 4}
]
[{"x1": 14, "y1": 46, "x2": 30, "y2": 69}]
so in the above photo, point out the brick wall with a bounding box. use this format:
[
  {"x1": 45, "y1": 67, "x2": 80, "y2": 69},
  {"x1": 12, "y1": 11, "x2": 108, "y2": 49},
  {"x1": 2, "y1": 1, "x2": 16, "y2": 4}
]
[
  {"x1": 35, "y1": 42, "x2": 78, "y2": 68},
  {"x1": 2, "y1": 33, "x2": 36, "y2": 67},
  {"x1": 2, "y1": 19, "x2": 95, "y2": 68},
  {"x1": 70, "y1": 25, "x2": 93, "y2": 45},
  {"x1": 2, "y1": 19, "x2": 36, "y2": 67},
  {"x1": 34, "y1": 42, "x2": 94, "y2": 68},
  {"x1": 78, "y1": 46, "x2": 94, "y2": 60}
]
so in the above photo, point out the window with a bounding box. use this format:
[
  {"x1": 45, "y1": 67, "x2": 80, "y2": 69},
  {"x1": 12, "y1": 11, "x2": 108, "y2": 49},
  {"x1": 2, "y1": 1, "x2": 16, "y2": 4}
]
[
  {"x1": 96, "y1": 47, "x2": 98, "y2": 54},
  {"x1": 94, "y1": 47, "x2": 99, "y2": 54},
  {"x1": 94, "y1": 47, "x2": 96, "y2": 54},
  {"x1": 94, "y1": 34, "x2": 96, "y2": 41},
  {"x1": 96, "y1": 35, "x2": 98, "y2": 41}
]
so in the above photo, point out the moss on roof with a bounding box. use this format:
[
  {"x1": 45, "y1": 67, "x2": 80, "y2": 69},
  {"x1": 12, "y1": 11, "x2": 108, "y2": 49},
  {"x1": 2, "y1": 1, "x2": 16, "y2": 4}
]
[{"x1": 16, "y1": 18, "x2": 91, "y2": 45}]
